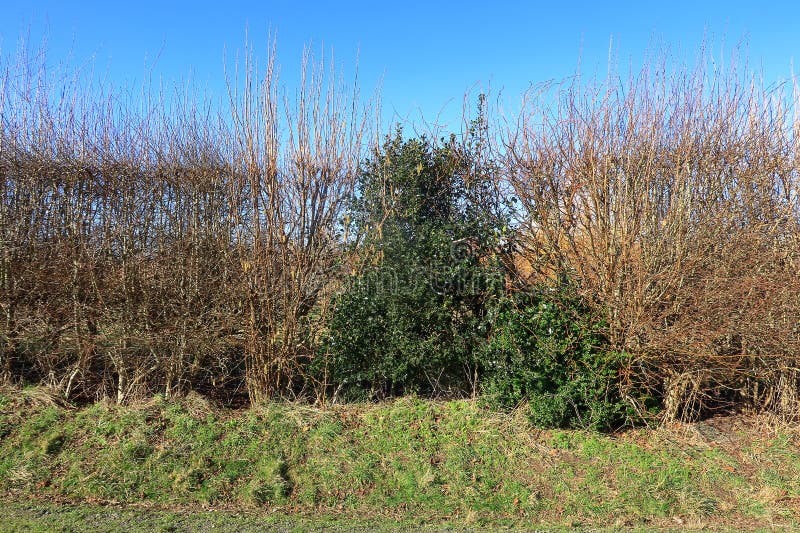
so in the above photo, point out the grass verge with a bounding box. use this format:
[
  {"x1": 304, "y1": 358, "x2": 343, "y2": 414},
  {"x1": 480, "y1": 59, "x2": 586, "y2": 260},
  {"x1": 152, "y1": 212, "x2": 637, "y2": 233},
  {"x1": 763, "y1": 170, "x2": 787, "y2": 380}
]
[{"x1": 1, "y1": 387, "x2": 799, "y2": 530}]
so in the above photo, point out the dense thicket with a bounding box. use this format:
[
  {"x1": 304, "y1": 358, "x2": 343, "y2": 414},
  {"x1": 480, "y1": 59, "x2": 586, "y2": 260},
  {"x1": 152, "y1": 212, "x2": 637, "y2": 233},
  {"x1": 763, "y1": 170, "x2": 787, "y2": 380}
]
[
  {"x1": 2, "y1": 42, "x2": 799, "y2": 427},
  {"x1": 0, "y1": 44, "x2": 371, "y2": 404},
  {"x1": 504, "y1": 57, "x2": 800, "y2": 421}
]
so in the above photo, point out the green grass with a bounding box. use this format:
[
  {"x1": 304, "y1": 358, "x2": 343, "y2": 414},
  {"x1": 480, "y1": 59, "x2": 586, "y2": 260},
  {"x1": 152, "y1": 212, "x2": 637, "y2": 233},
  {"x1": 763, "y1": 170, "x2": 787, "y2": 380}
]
[
  {"x1": 1, "y1": 387, "x2": 799, "y2": 530},
  {"x1": 0, "y1": 500, "x2": 442, "y2": 532}
]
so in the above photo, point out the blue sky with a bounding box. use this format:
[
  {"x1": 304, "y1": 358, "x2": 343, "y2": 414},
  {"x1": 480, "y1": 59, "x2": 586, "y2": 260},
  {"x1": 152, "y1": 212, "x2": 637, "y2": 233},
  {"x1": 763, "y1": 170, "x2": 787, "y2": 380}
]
[{"x1": 2, "y1": 1, "x2": 798, "y2": 131}]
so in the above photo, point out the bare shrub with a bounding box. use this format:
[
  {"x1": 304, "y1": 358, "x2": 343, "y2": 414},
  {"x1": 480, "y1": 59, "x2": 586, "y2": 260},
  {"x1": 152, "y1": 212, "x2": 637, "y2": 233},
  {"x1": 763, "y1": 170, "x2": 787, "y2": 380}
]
[
  {"x1": 225, "y1": 42, "x2": 373, "y2": 402},
  {"x1": 0, "y1": 39, "x2": 373, "y2": 403},
  {"x1": 503, "y1": 47, "x2": 800, "y2": 421}
]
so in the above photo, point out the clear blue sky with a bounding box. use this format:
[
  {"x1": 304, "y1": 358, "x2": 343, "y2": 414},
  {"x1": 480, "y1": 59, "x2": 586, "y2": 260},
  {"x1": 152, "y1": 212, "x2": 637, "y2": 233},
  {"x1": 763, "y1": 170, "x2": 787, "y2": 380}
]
[{"x1": 2, "y1": 0, "x2": 799, "y2": 131}]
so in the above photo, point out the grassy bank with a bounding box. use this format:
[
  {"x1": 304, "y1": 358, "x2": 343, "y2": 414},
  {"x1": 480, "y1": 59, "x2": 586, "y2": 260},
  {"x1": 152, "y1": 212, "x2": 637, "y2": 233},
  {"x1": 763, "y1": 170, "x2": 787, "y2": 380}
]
[{"x1": 1, "y1": 388, "x2": 799, "y2": 530}]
